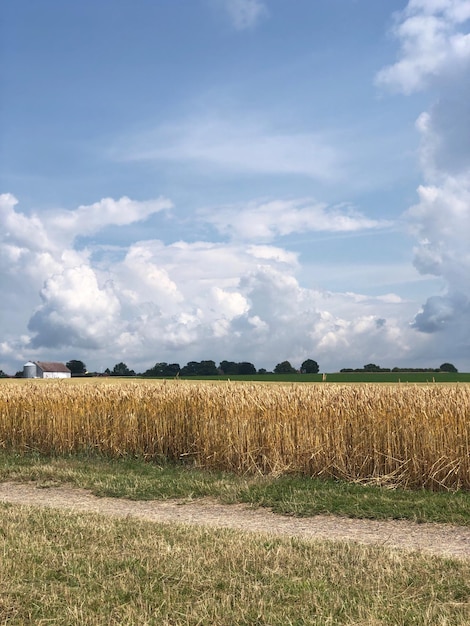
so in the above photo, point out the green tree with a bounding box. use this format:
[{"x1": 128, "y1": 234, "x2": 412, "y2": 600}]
[
  {"x1": 238, "y1": 362, "x2": 257, "y2": 375},
  {"x1": 166, "y1": 363, "x2": 181, "y2": 376},
  {"x1": 363, "y1": 363, "x2": 381, "y2": 372},
  {"x1": 274, "y1": 360, "x2": 297, "y2": 374},
  {"x1": 179, "y1": 361, "x2": 199, "y2": 376},
  {"x1": 198, "y1": 360, "x2": 219, "y2": 375},
  {"x1": 301, "y1": 359, "x2": 319, "y2": 374},
  {"x1": 143, "y1": 362, "x2": 181, "y2": 377},
  {"x1": 219, "y1": 360, "x2": 239, "y2": 375},
  {"x1": 180, "y1": 360, "x2": 218, "y2": 376},
  {"x1": 112, "y1": 362, "x2": 135, "y2": 376},
  {"x1": 439, "y1": 362, "x2": 458, "y2": 373},
  {"x1": 66, "y1": 359, "x2": 87, "y2": 375}
]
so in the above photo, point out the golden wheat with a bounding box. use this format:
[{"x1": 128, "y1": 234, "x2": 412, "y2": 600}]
[{"x1": 0, "y1": 379, "x2": 469, "y2": 489}]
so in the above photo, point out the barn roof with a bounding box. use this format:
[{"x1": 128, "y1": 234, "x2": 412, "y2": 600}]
[{"x1": 35, "y1": 361, "x2": 71, "y2": 373}]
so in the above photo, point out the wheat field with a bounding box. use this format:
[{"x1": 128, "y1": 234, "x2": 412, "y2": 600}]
[{"x1": 0, "y1": 379, "x2": 469, "y2": 490}]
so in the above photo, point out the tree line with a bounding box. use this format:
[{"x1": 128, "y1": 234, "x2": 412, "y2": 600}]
[
  {"x1": 65, "y1": 358, "x2": 458, "y2": 377},
  {"x1": 3, "y1": 358, "x2": 458, "y2": 378},
  {"x1": 64, "y1": 358, "x2": 320, "y2": 377},
  {"x1": 66, "y1": 359, "x2": 459, "y2": 377},
  {"x1": 340, "y1": 362, "x2": 458, "y2": 373}
]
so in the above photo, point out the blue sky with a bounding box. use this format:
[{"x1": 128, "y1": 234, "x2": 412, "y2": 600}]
[{"x1": 1, "y1": 0, "x2": 469, "y2": 374}]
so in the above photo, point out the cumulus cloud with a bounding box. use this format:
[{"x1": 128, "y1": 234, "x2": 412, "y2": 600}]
[
  {"x1": 1, "y1": 193, "x2": 53, "y2": 253},
  {"x1": 415, "y1": 91, "x2": 470, "y2": 177},
  {"x1": 376, "y1": 0, "x2": 470, "y2": 93},
  {"x1": 228, "y1": 267, "x2": 419, "y2": 370},
  {"x1": 0, "y1": 193, "x2": 172, "y2": 258},
  {"x1": 376, "y1": 0, "x2": 470, "y2": 359},
  {"x1": 408, "y1": 179, "x2": 470, "y2": 281},
  {"x1": 28, "y1": 266, "x2": 121, "y2": 349},
  {"x1": 407, "y1": 177, "x2": 470, "y2": 333},
  {"x1": 0, "y1": 192, "x2": 425, "y2": 373},
  {"x1": 378, "y1": 1, "x2": 470, "y2": 178},
  {"x1": 0, "y1": 194, "x2": 171, "y2": 360},
  {"x1": 412, "y1": 293, "x2": 470, "y2": 332},
  {"x1": 201, "y1": 198, "x2": 391, "y2": 241}
]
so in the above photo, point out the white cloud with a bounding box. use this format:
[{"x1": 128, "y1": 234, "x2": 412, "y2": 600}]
[
  {"x1": 229, "y1": 267, "x2": 420, "y2": 370},
  {"x1": 216, "y1": 0, "x2": 268, "y2": 30},
  {"x1": 0, "y1": 191, "x2": 461, "y2": 374},
  {"x1": 376, "y1": 0, "x2": 470, "y2": 93},
  {"x1": 415, "y1": 88, "x2": 470, "y2": 177},
  {"x1": 201, "y1": 198, "x2": 391, "y2": 241},
  {"x1": 0, "y1": 193, "x2": 172, "y2": 259},
  {"x1": 118, "y1": 245, "x2": 183, "y2": 308},
  {"x1": 376, "y1": 1, "x2": 470, "y2": 360},
  {"x1": 50, "y1": 196, "x2": 172, "y2": 239},
  {"x1": 0, "y1": 194, "x2": 172, "y2": 361},
  {"x1": 247, "y1": 245, "x2": 298, "y2": 265},
  {"x1": 0, "y1": 193, "x2": 53, "y2": 252},
  {"x1": 407, "y1": 176, "x2": 470, "y2": 334},
  {"x1": 114, "y1": 117, "x2": 342, "y2": 182},
  {"x1": 28, "y1": 265, "x2": 121, "y2": 349}
]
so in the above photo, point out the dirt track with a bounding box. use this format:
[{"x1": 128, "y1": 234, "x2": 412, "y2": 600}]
[{"x1": 1, "y1": 481, "x2": 469, "y2": 560}]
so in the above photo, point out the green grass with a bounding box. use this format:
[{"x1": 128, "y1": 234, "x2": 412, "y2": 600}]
[
  {"x1": 146, "y1": 372, "x2": 470, "y2": 383},
  {"x1": 237, "y1": 475, "x2": 470, "y2": 524},
  {"x1": 1, "y1": 504, "x2": 469, "y2": 625},
  {"x1": 321, "y1": 372, "x2": 470, "y2": 383},
  {"x1": 2, "y1": 451, "x2": 470, "y2": 624},
  {"x1": 4, "y1": 372, "x2": 470, "y2": 383},
  {"x1": 2, "y1": 451, "x2": 470, "y2": 525}
]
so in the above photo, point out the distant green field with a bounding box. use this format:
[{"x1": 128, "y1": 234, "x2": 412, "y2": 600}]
[{"x1": 173, "y1": 372, "x2": 470, "y2": 383}]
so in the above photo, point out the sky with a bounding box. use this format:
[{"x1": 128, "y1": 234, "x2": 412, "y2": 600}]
[{"x1": 1, "y1": 0, "x2": 469, "y2": 375}]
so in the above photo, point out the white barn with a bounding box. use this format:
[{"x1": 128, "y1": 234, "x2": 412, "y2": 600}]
[{"x1": 23, "y1": 361, "x2": 71, "y2": 379}]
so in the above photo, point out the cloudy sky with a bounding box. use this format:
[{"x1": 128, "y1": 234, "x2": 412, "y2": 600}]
[{"x1": 1, "y1": 0, "x2": 469, "y2": 375}]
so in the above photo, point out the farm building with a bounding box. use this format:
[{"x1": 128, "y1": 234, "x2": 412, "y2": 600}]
[{"x1": 23, "y1": 361, "x2": 71, "y2": 379}]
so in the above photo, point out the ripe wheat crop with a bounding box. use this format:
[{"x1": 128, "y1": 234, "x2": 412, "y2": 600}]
[{"x1": 0, "y1": 380, "x2": 469, "y2": 489}]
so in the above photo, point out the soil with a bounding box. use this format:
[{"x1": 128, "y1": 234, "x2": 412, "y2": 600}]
[{"x1": 1, "y1": 481, "x2": 469, "y2": 560}]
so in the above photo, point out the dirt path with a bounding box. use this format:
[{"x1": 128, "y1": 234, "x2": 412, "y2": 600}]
[{"x1": 1, "y1": 481, "x2": 469, "y2": 560}]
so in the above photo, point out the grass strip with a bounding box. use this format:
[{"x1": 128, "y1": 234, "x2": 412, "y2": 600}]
[
  {"x1": 1, "y1": 503, "x2": 469, "y2": 625},
  {"x1": 1, "y1": 451, "x2": 470, "y2": 525}
]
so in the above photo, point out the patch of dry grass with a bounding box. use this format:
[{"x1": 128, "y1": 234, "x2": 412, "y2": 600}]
[{"x1": 1, "y1": 503, "x2": 469, "y2": 625}]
